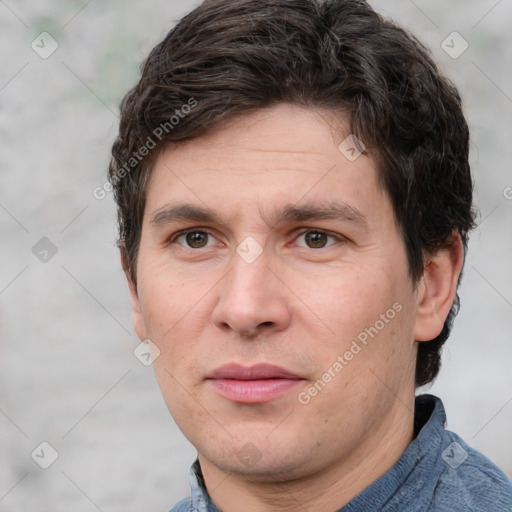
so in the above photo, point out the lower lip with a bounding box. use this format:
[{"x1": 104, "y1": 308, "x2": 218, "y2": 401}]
[{"x1": 209, "y1": 378, "x2": 302, "y2": 403}]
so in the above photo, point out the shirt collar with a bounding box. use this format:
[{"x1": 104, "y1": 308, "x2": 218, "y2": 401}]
[
  {"x1": 340, "y1": 394, "x2": 445, "y2": 511},
  {"x1": 187, "y1": 459, "x2": 222, "y2": 512}
]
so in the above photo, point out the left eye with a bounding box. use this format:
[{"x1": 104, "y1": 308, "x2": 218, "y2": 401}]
[
  {"x1": 175, "y1": 230, "x2": 215, "y2": 249},
  {"x1": 295, "y1": 230, "x2": 338, "y2": 249}
]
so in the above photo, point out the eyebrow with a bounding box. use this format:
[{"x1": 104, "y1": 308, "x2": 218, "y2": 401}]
[
  {"x1": 150, "y1": 201, "x2": 368, "y2": 229},
  {"x1": 275, "y1": 202, "x2": 368, "y2": 227},
  {"x1": 150, "y1": 203, "x2": 222, "y2": 226}
]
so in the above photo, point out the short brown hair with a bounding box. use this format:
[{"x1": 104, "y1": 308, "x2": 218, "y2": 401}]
[{"x1": 109, "y1": 0, "x2": 477, "y2": 386}]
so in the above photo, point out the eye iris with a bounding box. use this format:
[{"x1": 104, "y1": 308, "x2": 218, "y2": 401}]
[
  {"x1": 186, "y1": 231, "x2": 208, "y2": 248},
  {"x1": 305, "y1": 231, "x2": 327, "y2": 248}
]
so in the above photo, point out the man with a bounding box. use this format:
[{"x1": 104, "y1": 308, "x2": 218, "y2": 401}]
[{"x1": 108, "y1": 0, "x2": 512, "y2": 510}]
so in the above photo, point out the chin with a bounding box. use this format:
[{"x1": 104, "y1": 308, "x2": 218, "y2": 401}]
[{"x1": 202, "y1": 436, "x2": 315, "y2": 482}]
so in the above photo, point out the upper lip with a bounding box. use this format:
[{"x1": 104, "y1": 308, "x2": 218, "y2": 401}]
[{"x1": 208, "y1": 363, "x2": 302, "y2": 380}]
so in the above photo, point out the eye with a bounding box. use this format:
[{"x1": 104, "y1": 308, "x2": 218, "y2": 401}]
[
  {"x1": 174, "y1": 230, "x2": 215, "y2": 249},
  {"x1": 294, "y1": 229, "x2": 339, "y2": 249}
]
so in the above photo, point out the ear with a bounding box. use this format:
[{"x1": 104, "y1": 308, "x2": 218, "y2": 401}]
[
  {"x1": 413, "y1": 232, "x2": 465, "y2": 342},
  {"x1": 120, "y1": 249, "x2": 148, "y2": 342}
]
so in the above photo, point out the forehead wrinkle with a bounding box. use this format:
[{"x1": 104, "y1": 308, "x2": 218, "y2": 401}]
[{"x1": 194, "y1": 143, "x2": 327, "y2": 161}]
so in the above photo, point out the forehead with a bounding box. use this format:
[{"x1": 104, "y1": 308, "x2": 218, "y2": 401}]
[
  {"x1": 144, "y1": 104, "x2": 391, "y2": 227},
  {"x1": 160, "y1": 104, "x2": 347, "y2": 169}
]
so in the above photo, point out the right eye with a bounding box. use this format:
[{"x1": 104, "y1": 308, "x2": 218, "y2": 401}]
[{"x1": 173, "y1": 230, "x2": 216, "y2": 249}]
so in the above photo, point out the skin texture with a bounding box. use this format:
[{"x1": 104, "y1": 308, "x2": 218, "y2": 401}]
[{"x1": 125, "y1": 103, "x2": 464, "y2": 512}]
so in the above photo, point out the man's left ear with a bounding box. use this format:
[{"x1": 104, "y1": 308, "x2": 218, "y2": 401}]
[{"x1": 413, "y1": 231, "x2": 465, "y2": 342}]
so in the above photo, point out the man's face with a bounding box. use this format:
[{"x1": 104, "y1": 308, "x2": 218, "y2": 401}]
[{"x1": 129, "y1": 104, "x2": 423, "y2": 481}]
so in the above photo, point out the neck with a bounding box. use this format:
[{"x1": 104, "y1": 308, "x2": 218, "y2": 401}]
[{"x1": 199, "y1": 396, "x2": 416, "y2": 512}]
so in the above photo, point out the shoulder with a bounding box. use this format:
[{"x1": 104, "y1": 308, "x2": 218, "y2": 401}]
[
  {"x1": 428, "y1": 430, "x2": 512, "y2": 512},
  {"x1": 168, "y1": 498, "x2": 194, "y2": 512}
]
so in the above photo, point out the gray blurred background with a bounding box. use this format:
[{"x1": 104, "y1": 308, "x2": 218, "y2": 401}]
[{"x1": 0, "y1": 0, "x2": 511, "y2": 510}]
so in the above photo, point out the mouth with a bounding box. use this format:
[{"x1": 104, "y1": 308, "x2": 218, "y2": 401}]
[{"x1": 206, "y1": 363, "x2": 305, "y2": 404}]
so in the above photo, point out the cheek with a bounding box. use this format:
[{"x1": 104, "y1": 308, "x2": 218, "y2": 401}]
[
  {"x1": 138, "y1": 259, "x2": 199, "y2": 329},
  {"x1": 137, "y1": 268, "x2": 220, "y2": 379},
  {"x1": 302, "y1": 269, "x2": 388, "y2": 337},
  {"x1": 309, "y1": 266, "x2": 411, "y2": 368}
]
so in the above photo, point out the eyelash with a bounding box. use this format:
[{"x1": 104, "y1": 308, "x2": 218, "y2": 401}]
[{"x1": 169, "y1": 228, "x2": 343, "y2": 250}]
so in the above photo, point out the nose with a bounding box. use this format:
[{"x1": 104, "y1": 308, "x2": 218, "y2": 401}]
[{"x1": 211, "y1": 249, "x2": 292, "y2": 339}]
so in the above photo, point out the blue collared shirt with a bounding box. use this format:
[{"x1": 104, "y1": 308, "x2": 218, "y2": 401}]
[{"x1": 169, "y1": 394, "x2": 512, "y2": 511}]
